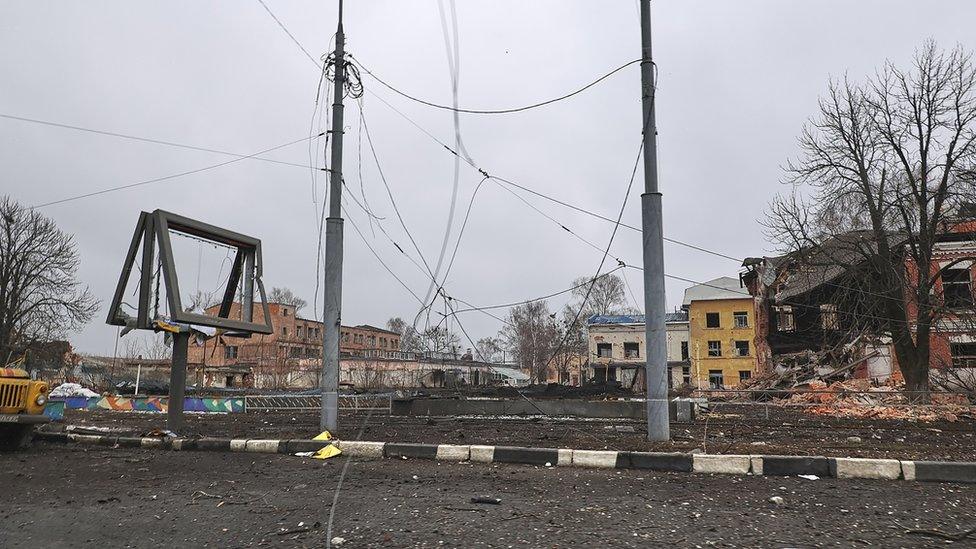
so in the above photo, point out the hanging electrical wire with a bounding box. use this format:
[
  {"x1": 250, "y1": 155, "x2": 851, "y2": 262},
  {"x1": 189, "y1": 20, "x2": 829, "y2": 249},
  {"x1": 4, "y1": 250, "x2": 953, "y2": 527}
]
[{"x1": 350, "y1": 54, "x2": 642, "y2": 115}]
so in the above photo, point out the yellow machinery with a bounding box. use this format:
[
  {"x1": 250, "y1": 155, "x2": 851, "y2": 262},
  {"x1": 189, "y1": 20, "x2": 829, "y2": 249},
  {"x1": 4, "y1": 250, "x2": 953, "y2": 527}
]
[{"x1": 0, "y1": 367, "x2": 49, "y2": 450}]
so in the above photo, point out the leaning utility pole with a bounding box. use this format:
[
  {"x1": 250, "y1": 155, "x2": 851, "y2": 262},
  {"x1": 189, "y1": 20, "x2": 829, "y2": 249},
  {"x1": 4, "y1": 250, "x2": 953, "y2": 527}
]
[
  {"x1": 320, "y1": 0, "x2": 346, "y2": 432},
  {"x1": 639, "y1": 0, "x2": 670, "y2": 441}
]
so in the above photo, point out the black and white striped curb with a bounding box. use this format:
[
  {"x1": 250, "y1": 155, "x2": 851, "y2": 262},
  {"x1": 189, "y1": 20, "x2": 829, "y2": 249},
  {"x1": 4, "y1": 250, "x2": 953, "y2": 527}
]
[{"x1": 35, "y1": 431, "x2": 976, "y2": 484}]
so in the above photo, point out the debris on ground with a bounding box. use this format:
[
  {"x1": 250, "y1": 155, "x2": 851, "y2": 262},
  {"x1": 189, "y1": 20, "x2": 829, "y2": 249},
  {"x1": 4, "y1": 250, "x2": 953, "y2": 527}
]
[
  {"x1": 312, "y1": 444, "x2": 341, "y2": 460},
  {"x1": 778, "y1": 380, "x2": 976, "y2": 422},
  {"x1": 50, "y1": 383, "x2": 100, "y2": 398},
  {"x1": 471, "y1": 496, "x2": 502, "y2": 505}
]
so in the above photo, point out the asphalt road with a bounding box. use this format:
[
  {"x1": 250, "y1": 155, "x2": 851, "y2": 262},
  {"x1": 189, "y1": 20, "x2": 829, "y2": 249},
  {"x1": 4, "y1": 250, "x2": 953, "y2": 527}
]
[{"x1": 2, "y1": 442, "x2": 975, "y2": 548}]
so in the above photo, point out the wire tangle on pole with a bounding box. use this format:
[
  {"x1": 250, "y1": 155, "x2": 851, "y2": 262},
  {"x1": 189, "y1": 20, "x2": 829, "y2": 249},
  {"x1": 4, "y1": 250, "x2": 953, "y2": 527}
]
[{"x1": 324, "y1": 52, "x2": 364, "y2": 99}]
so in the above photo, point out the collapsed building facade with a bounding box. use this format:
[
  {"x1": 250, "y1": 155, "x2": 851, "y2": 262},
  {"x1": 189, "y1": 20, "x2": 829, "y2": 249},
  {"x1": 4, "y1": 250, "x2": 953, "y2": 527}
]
[{"x1": 741, "y1": 216, "x2": 976, "y2": 389}]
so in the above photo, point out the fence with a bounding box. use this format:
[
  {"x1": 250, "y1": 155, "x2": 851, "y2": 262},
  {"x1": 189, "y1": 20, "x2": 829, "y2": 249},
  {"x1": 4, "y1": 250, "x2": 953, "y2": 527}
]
[{"x1": 242, "y1": 393, "x2": 392, "y2": 413}]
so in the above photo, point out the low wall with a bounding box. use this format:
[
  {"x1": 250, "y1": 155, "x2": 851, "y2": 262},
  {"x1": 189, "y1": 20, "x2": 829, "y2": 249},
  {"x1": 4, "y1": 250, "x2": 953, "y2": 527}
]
[
  {"x1": 56, "y1": 396, "x2": 244, "y2": 413},
  {"x1": 391, "y1": 398, "x2": 653, "y2": 419}
]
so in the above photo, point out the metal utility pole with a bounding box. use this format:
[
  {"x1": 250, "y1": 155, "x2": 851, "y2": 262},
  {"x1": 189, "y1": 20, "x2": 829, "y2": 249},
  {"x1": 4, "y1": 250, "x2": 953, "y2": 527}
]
[
  {"x1": 639, "y1": 0, "x2": 669, "y2": 441},
  {"x1": 320, "y1": 0, "x2": 346, "y2": 432},
  {"x1": 168, "y1": 331, "x2": 189, "y2": 432}
]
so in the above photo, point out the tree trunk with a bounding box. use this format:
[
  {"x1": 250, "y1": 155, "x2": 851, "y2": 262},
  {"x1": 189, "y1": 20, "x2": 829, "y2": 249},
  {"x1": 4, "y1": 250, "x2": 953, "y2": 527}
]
[{"x1": 893, "y1": 340, "x2": 931, "y2": 404}]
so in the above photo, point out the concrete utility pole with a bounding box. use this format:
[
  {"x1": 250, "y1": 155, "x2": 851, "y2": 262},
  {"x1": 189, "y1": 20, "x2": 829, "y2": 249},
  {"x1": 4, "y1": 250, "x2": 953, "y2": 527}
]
[
  {"x1": 320, "y1": 0, "x2": 346, "y2": 432},
  {"x1": 639, "y1": 0, "x2": 670, "y2": 441}
]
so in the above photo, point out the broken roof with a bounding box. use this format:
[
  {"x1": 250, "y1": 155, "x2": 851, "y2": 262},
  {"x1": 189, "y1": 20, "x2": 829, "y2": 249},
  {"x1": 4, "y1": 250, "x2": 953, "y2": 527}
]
[
  {"x1": 774, "y1": 231, "x2": 908, "y2": 301},
  {"x1": 586, "y1": 311, "x2": 688, "y2": 326},
  {"x1": 681, "y1": 277, "x2": 751, "y2": 306}
]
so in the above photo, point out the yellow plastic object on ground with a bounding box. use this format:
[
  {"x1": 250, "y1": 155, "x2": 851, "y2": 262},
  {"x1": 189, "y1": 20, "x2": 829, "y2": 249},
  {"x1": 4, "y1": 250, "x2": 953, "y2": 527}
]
[
  {"x1": 312, "y1": 431, "x2": 333, "y2": 441},
  {"x1": 312, "y1": 444, "x2": 342, "y2": 460}
]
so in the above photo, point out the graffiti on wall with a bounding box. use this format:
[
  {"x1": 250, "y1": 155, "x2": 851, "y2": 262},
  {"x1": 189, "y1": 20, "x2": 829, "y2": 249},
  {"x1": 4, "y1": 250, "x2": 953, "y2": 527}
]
[{"x1": 57, "y1": 396, "x2": 244, "y2": 413}]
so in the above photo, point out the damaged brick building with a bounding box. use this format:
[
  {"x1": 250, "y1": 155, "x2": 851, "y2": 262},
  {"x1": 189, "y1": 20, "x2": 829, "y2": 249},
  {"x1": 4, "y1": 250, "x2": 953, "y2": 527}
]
[{"x1": 741, "y1": 210, "x2": 976, "y2": 386}]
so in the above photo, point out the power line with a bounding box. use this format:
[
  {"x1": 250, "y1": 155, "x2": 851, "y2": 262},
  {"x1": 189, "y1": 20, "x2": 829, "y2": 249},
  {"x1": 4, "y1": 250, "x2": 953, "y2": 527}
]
[
  {"x1": 255, "y1": 0, "x2": 321, "y2": 68},
  {"x1": 0, "y1": 113, "x2": 316, "y2": 171},
  {"x1": 33, "y1": 133, "x2": 324, "y2": 209},
  {"x1": 247, "y1": 0, "x2": 746, "y2": 267},
  {"x1": 350, "y1": 55, "x2": 642, "y2": 115}
]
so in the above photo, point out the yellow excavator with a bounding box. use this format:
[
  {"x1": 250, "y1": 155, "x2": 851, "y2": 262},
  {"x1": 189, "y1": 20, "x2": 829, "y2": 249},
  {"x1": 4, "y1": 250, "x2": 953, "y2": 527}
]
[{"x1": 0, "y1": 363, "x2": 50, "y2": 450}]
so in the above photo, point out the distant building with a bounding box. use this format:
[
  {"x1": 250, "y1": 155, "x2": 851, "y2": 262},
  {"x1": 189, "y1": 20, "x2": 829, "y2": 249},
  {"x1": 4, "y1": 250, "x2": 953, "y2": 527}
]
[
  {"x1": 186, "y1": 301, "x2": 401, "y2": 388},
  {"x1": 683, "y1": 277, "x2": 758, "y2": 389},
  {"x1": 586, "y1": 312, "x2": 689, "y2": 390}
]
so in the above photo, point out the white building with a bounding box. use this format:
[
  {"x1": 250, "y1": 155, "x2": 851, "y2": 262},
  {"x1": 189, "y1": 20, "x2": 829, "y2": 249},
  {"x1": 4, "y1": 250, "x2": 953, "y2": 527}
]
[{"x1": 586, "y1": 312, "x2": 690, "y2": 390}]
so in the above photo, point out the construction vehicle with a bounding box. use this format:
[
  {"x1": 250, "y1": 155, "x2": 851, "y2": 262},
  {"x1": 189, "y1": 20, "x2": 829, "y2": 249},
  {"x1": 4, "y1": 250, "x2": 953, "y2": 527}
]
[{"x1": 0, "y1": 366, "x2": 50, "y2": 450}]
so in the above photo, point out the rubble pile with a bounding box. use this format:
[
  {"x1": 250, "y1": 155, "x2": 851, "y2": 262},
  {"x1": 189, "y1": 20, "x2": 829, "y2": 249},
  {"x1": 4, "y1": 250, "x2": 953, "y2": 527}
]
[
  {"x1": 781, "y1": 380, "x2": 975, "y2": 422},
  {"x1": 742, "y1": 348, "x2": 865, "y2": 393}
]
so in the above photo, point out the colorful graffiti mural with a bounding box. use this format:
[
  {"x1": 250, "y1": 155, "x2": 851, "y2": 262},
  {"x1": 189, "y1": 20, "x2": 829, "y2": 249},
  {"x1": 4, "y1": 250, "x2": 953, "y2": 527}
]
[{"x1": 56, "y1": 396, "x2": 244, "y2": 413}]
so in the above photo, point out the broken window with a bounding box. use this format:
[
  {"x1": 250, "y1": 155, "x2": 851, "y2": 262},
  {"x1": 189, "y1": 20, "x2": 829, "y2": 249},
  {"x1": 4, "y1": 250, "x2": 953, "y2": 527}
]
[
  {"x1": 943, "y1": 267, "x2": 974, "y2": 308},
  {"x1": 680, "y1": 341, "x2": 689, "y2": 361},
  {"x1": 738, "y1": 370, "x2": 752, "y2": 383},
  {"x1": 734, "y1": 340, "x2": 750, "y2": 357},
  {"x1": 774, "y1": 306, "x2": 795, "y2": 332},
  {"x1": 297, "y1": 325, "x2": 304, "y2": 338},
  {"x1": 705, "y1": 312, "x2": 720, "y2": 328},
  {"x1": 624, "y1": 341, "x2": 640, "y2": 358},
  {"x1": 597, "y1": 342, "x2": 612, "y2": 358},
  {"x1": 733, "y1": 311, "x2": 749, "y2": 328},
  {"x1": 282, "y1": 308, "x2": 289, "y2": 317},
  {"x1": 289, "y1": 346, "x2": 302, "y2": 358},
  {"x1": 950, "y1": 342, "x2": 976, "y2": 368},
  {"x1": 681, "y1": 366, "x2": 691, "y2": 384},
  {"x1": 224, "y1": 346, "x2": 238, "y2": 359},
  {"x1": 707, "y1": 340, "x2": 722, "y2": 357},
  {"x1": 708, "y1": 370, "x2": 724, "y2": 389},
  {"x1": 281, "y1": 326, "x2": 288, "y2": 337},
  {"x1": 820, "y1": 304, "x2": 839, "y2": 331}
]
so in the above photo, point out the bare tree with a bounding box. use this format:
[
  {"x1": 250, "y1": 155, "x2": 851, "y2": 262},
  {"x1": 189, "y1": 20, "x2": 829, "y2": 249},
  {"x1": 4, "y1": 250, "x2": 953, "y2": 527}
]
[
  {"x1": 559, "y1": 273, "x2": 636, "y2": 380},
  {"x1": 0, "y1": 196, "x2": 97, "y2": 361},
  {"x1": 501, "y1": 300, "x2": 559, "y2": 383},
  {"x1": 184, "y1": 290, "x2": 218, "y2": 313},
  {"x1": 268, "y1": 287, "x2": 307, "y2": 313},
  {"x1": 475, "y1": 336, "x2": 504, "y2": 363},
  {"x1": 387, "y1": 316, "x2": 422, "y2": 352},
  {"x1": 765, "y1": 42, "x2": 976, "y2": 400}
]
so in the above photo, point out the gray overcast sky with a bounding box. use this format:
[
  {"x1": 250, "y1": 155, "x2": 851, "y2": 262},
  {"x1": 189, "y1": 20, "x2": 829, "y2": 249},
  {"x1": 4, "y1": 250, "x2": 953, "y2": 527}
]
[{"x1": 2, "y1": 1, "x2": 975, "y2": 356}]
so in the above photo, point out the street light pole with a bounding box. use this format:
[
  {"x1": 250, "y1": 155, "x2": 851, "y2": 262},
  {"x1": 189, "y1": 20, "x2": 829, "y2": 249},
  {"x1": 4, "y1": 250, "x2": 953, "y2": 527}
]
[
  {"x1": 639, "y1": 0, "x2": 670, "y2": 441},
  {"x1": 320, "y1": 0, "x2": 345, "y2": 432}
]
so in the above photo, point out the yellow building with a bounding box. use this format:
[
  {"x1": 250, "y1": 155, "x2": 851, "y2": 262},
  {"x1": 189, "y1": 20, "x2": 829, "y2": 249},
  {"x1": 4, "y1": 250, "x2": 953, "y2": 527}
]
[{"x1": 683, "y1": 277, "x2": 758, "y2": 389}]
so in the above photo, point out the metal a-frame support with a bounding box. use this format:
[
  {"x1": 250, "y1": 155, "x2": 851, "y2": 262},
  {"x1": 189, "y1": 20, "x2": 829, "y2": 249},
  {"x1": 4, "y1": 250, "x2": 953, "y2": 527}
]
[{"x1": 106, "y1": 209, "x2": 273, "y2": 431}]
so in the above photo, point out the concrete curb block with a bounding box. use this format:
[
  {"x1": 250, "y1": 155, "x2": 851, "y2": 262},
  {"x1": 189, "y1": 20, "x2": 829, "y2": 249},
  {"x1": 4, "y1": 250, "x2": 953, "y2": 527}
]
[
  {"x1": 494, "y1": 446, "x2": 559, "y2": 466},
  {"x1": 435, "y1": 444, "x2": 470, "y2": 461},
  {"x1": 693, "y1": 454, "x2": 752, "y2": 475},
  {"x1": 901, "y1": 460, "x2": 916, "y2": 481},
  {"x1": 336, "y1": 440, "x2": 386, "y2": 459},
  {"x1": 911, "y1": 461, "x2": 976, "y2": 483},
  {"x1": 572, "y1": 450, "x2": 618, "y2": 469},
  {"x1": 32, "y1": 431, "x2": 976, "y2": 484},
  {"x1": 469, "y1": 445, "x2": 494, "y2": 463},
  {"x1": 831, "y1": 457, "x2": 902, "y2": 480},
  {"x1": 385, "y1": 442, "x2": 437, "y2": 460},
  {"x1": 616, "y1": 451, "x2": 693, "y2": 472},
  {"x1": 762, "y1": 455, "x2": 831, "y2": 477}
]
